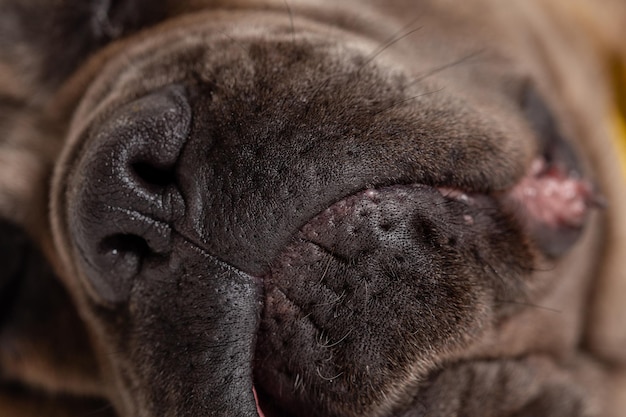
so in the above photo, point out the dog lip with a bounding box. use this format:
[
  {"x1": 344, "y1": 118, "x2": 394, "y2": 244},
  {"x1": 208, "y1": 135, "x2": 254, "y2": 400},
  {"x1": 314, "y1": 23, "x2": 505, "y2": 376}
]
[
  {"x1": 252, "y1": 182, "x2": 502, "y2": 417},
  {"x1": 253, "y1": 387, "x2": 266, "y2": 417},
  {"x1": 254, "y1": 386, "x2": 295, "y2": 417}
]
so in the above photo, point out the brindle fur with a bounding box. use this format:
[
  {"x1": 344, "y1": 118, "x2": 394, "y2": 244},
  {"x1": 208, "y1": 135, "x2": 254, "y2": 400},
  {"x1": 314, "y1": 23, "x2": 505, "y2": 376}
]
[{"x1": 1, "y1": 1, "x2": 625, "y2": 416}]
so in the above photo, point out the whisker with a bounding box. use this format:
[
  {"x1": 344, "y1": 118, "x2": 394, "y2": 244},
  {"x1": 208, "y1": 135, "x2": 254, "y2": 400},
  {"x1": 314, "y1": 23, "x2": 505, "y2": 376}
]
[
  {"x1": 319, "y1": 329, "x2": 353, "y2": 348},
  {"x1": 216, "y1": 29, "x2": 248, "y2": 54},
  {"x1": 494, "y1": 299, "x2": 562, "y2": 314},
  {"x1": 319, "y1": 255, "x2": 333, "y2": 284},
  {"x1": 303, "y1": 72, "x2": 345, "y2": 117},
  {"x1": 358, "y1": 20, "x2": 423, "y2": 72},
  {"x1": 313, "y1": 290, "x2": 346, "y2": 307},
  {"x1": 283, "y1": 0, "x2": 296, "y2": 44},
  {"x1": 406, "y1": 49, "x2": 485, "y2": 87},
  {"x1": 303, "y1": 18, "x2": 423, "y2": 118},
  {"x1": 316, "y1": 367, "x2": 344, "y2": 381},
  {"x1": 371, "y1": 87, "x2": 444, "y2": 116}
]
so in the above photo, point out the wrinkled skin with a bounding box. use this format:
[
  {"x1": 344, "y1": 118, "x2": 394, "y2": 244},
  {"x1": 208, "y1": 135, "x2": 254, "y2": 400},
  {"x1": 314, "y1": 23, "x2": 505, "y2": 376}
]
[{"x1": 0, "y1": 1, "x2": 625, "y2": 416}]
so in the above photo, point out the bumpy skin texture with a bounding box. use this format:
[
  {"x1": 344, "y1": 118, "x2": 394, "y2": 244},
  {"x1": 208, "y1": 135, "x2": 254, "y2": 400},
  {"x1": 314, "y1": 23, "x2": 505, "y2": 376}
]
[{"x1": 0, "y1": 0, "x2": 625, "y2": 416}]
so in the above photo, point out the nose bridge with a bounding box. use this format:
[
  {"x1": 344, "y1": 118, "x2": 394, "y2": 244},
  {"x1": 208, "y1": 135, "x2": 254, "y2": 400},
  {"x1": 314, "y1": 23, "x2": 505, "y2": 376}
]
[
  {"x1": 172, "y1": 99, "x2": 347, "y2": 277},
  {"x1": 169, "y1": 74, "x2": 407, "y2": 276}
]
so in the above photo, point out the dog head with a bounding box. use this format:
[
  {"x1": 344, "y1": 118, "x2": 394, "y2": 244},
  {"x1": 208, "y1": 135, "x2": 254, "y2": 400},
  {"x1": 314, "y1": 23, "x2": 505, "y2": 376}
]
[{"x1": 1, "y1": 1, "x2": 619, "y2": 416}]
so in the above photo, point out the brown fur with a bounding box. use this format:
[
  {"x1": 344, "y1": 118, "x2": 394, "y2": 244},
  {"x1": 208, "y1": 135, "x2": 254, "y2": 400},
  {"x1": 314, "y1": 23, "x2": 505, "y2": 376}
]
[{"x1": 0, "y1": 1, "x2": 625, "y2": 416}]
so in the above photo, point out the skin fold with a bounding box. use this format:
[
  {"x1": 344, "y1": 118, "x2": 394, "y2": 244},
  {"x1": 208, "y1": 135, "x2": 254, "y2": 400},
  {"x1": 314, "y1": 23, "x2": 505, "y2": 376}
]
[{"x1": 0, "y1": 0, "x2": 625, "y2": 416}]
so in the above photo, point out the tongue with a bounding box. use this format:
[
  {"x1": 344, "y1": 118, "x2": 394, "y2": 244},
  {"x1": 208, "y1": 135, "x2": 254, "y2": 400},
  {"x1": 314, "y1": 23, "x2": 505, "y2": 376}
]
[{"x1": 508, "y1": 158, "x2": 603, "y2": 256}]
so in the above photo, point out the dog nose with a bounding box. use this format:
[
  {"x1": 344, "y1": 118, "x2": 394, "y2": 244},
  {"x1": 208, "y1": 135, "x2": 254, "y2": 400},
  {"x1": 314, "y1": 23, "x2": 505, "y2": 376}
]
[{"x1": 68, "y1": 85, "x2": 191, "y2": 303}]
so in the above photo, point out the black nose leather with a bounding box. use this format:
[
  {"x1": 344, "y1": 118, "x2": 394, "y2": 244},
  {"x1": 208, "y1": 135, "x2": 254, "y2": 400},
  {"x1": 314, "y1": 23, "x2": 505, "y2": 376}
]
[{"x1": 68, "y1": 85, "x2": 191, "y2": 303}]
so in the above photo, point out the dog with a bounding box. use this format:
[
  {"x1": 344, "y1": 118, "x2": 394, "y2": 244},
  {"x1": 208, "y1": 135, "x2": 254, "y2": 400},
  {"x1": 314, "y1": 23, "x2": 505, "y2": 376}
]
[{"x1": 1, "y1": 0, "x2": 626, "y2": 416}]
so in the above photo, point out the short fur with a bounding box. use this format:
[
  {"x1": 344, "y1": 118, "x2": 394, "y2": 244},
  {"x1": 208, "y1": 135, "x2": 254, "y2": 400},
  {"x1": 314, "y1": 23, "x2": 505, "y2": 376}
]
[{"x1": 1, "y1": 0, "x2": 625, "y2": 416}]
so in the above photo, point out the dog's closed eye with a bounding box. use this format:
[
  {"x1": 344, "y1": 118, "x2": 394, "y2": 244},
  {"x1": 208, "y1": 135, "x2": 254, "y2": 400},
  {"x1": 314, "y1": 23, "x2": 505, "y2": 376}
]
[{"x1": 506, "y1": 84, "x2": 603, "y2": 257}]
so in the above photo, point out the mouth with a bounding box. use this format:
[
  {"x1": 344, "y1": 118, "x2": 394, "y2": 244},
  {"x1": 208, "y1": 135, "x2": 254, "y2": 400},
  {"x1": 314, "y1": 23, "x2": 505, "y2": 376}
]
[
  {"x1": 247, "y1": 95, "x2": 602, "y2": 417},
  {"x1": 254, "y1": 387, "x2": 267, "y2": 417}
]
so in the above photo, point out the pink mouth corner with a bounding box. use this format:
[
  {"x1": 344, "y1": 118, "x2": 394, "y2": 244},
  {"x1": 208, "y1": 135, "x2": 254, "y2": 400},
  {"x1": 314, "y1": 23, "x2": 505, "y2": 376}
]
[
  {"x1": 509, "y1": 158, "x2": 603, "y2": 229},
  {"x1": 254, "y1": 387, "x2": 266, "y2": 417}
]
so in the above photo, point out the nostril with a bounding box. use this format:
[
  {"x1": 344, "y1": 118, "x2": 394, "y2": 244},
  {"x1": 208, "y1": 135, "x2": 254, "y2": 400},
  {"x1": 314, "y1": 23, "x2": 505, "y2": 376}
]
[
  {"x1": 99, "y1": 234, "x2": 151, "y2": 278},
  {"x1": 67, "y1": 85, "x2": 191, "y2": 304},
  {"x1": 131, "y1": 161, "x2": 177, "y2": 188},
  {"x1": 85, "y1": 233, "x2": 153, "y2": 304}
]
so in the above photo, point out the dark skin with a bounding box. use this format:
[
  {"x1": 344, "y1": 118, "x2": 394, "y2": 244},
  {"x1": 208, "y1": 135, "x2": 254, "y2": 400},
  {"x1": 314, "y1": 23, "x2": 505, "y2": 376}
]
[{"x1": 0, "y1": 1, "x2": 612, "y2": 416}]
